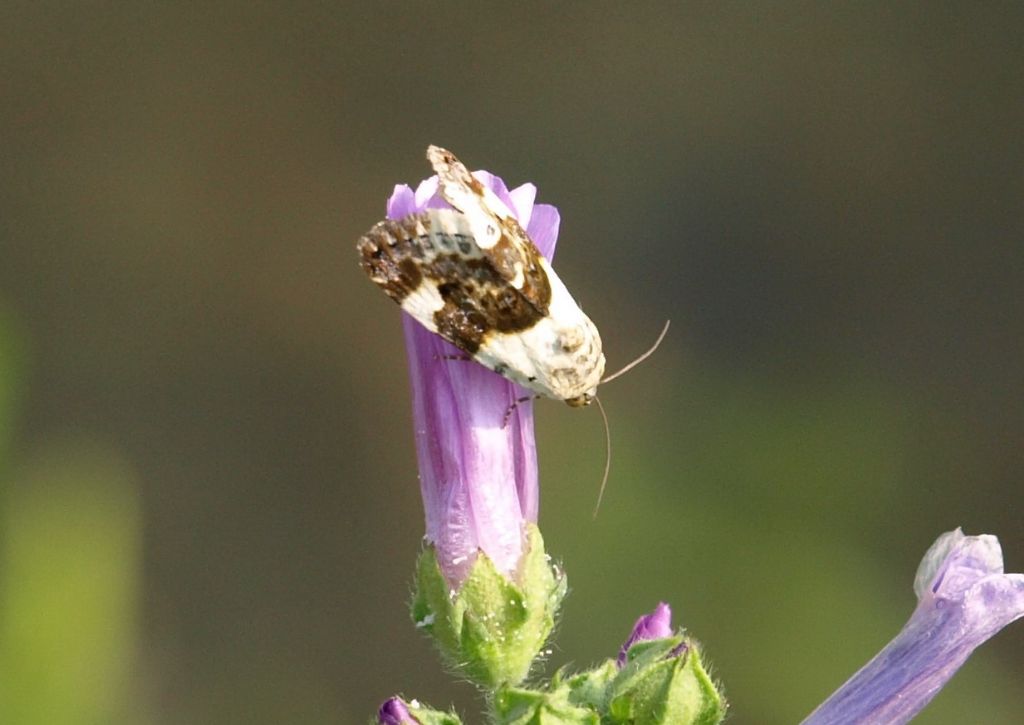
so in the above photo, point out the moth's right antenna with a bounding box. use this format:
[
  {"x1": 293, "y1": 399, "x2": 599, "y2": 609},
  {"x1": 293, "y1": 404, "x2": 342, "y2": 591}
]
[
  {"x1": 592, "y1": 395, "x2": 612, "y2": 519},
  {"x1": 600, "y1": 320, "x2": 671, "y2": 384}
]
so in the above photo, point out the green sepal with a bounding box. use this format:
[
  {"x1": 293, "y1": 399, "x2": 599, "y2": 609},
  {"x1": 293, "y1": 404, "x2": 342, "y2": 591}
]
[
  {"x1": 411, "y1": 524, "x2": 567, "y2": 688},
  {"x1": 605, "y1": 636, "x2": 726, "y2": 725},
  {"x1": 558, "y1": 661, "x2": 618, "y2": 712},
  {"x1": 493, "y1": 684, "x2": 599, "y2": 725},
  {"x1": 405, "y1": 700, "x2": 463, "y2": 725}
]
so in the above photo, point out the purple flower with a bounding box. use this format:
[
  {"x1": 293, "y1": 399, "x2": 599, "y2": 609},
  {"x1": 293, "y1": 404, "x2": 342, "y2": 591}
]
[
  {"x1": 803, "y1": 528, "x2": 1024, "y2": 724},
  {"x1": 618, "y1": 602, "x2": 675, "y2": 666},
  {"x1": 387, "y1": 168, "x2": 561, "y2": 587},
  {"x1": 377, "y1": 696, "x2": 417, "y2": 725}
]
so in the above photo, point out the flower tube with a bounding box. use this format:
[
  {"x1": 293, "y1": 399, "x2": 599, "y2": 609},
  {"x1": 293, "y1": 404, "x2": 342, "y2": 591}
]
[
  {"x1": 386, "y1": 166, "x2": 565, "y2": 687},
  {"x1": 803, "y1": 529, "x2": 1024, "y2": 724},
  {"x1": 388, "y1": 171, "x2": 558, "y2": 586}
]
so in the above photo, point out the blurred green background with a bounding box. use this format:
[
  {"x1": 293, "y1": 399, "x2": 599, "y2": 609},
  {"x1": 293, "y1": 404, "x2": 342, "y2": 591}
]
[{"x1": 2, "y1": 3, "x2": 1022, "y2": 724}]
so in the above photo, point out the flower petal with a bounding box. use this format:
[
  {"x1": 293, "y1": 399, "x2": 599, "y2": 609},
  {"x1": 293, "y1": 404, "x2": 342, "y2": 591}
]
[
  {"x1": 387, "y1": 184, "x2": 417, "y2": 220},
  {"x1": 471, "y1": 170, "x2": 514, "y2": 212},
  {"x1": 378, "y1": 697, "x2": 416, "y2": 725},
  {"x1": 915, "y1": 528, "x2": 1002, "y2": 601},
  {"x1": 525, "y1": 203, "x2": 560, "y2": 260},
  {"x1": 618, "y1": 602, "x2": 674, "y2": 666},
  {"x1": 411, "y1": 175, "x2": 449, "y2": 212},
  {"x1": 507, "y1": 182, "x2": 537, "y2": 230}
]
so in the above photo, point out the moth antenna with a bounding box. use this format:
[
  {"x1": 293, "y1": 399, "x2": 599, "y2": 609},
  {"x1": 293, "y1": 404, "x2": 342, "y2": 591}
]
[
  {"x1": 592, "y1": 395, "x2": 612, "y2": 519},
  {"x1": 600, "y1": 319, "x2": 671, "y2": 384}
]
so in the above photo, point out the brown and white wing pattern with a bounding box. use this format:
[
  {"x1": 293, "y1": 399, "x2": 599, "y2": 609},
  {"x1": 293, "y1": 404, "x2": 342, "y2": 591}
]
[
  {"x1": 358, "y1": 208, "x2": 548, "y2": 356},
  {"x1": 426, "y1": 145, "x2": 551, "y2": 310},
  {"x1": 356, "y1": 147, "x2": 605, "y2": 405}
]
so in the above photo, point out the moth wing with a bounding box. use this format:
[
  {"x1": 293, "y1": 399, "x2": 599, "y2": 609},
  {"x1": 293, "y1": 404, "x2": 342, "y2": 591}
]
[
  {"x1": 357, "y1": 208, "x2": 553, "y2": 365},
  {"x1": 426, "y1": 145, "x2": 515, "y2": 246},
  {"x1": 356, "y1": 209, "x2": 476, "y2": 338},
  {"x1": 477, "y1": 263, "x2": 607, "y2": 402},
  {"x1": 426, "y1": 145, "x2": 552, "y2": 315}
]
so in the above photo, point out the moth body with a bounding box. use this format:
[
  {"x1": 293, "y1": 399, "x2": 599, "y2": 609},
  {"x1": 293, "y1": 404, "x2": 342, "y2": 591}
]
[{"x1": 357, "y1": 146, "x2": 605, "y2": 406}]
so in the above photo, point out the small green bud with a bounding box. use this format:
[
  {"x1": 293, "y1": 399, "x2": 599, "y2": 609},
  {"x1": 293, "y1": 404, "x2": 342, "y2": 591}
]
[
  {"x1": 374, "y1": 696, "x2": 462, "y2": 725},
  {"x1": 606, "y1": 636, "x2": 726, "y2": 725},
  {"x1": 411, "y1": 524, "x2": 567, "y2": 688}
]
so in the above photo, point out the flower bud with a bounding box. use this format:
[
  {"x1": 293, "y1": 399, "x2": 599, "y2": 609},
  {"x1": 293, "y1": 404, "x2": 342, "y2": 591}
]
[{"x1": 376, "y1": 696, "x2": 462, "y2": 725}]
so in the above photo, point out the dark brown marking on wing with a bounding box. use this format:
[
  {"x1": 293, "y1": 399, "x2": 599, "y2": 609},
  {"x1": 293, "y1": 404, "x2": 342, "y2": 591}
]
[
  {"x1": 429, "y1": 253, "x2": 548, "y2": 353},
  {"x1": 433, "y1": 257, "x2": 542, "y2": 329},
  {"x1": 428, "y1": 146, "x2": 552, "y2": 312},
  {"x1": 357, "y1": 219, "x2": 425, "y2": 302},
  {"x1": 433, "y1": 290, "x2": 487, "y2": 354},
  {"x1": 491, "y1": 217, "x2": 552, "y2": 311},
  {"x1": 356, "y1": 210, "x2": 552, "y2": 354}
]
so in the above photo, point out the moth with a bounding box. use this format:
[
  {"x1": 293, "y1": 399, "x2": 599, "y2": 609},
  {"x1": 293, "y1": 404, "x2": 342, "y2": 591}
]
[{"x1": 357, "y1": 145, "x2": 606, "y2": 407}]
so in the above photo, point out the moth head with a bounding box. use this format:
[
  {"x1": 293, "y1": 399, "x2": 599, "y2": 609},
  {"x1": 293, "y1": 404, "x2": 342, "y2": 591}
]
[{"x1": 564, "y1": 388, "x2": 597, "y2": 407}]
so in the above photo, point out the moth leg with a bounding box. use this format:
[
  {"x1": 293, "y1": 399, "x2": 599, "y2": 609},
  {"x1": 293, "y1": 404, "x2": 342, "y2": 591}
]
[
  {"x1": 502, "y1": 395, "x2": 541, "y2": 428},
  {"x1": 435, "y1": 353, "x2": 473, "y2": 362}
]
